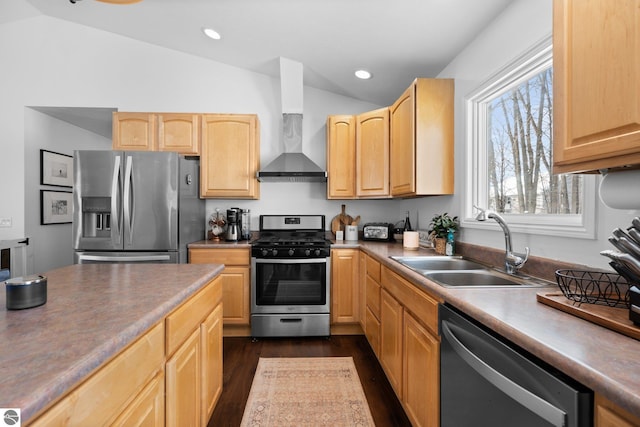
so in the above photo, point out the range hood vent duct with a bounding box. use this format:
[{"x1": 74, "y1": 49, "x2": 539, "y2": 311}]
[{"x1": 257, "y1": 59, "x2": 327, "y2": 183}]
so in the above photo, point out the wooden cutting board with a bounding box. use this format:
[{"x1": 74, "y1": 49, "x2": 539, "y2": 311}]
[
  {"x1": 537, "y1": 292, "x2": 640, "y2": 340},
  {"x1": 331, "y1": 204, "x2": 353, "y2": 234}
]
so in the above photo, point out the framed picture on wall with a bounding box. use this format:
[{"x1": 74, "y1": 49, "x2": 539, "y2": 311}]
[
  {"x1": 41, "y1": 190, "x2": 73, "y2": 225},
  {"x1": 40, "y1": 149, "x2": 73, "y2": 187}
]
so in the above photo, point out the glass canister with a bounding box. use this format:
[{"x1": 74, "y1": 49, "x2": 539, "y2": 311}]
[{"x1": 240, "y1": 209, "x2": 251, "y2": 240}]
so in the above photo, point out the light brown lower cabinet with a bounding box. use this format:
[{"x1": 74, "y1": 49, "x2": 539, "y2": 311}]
[
  {"x1": 165, "y1": 277, "x2": 223, "y2": 427},
  {"x1": 189, "y1": 248, "x2": 251, "y2": 329},
  {"x1": 28, "y1": 277, "x2": 223, "y2": 427},
  {"x1": 403, "y1": 310, "x2": 439, "y2": 427},
  {"x1": 330, "y1": 248, "x2": 360, "y2": 325},
  {"x1": 595, "y1": 394, "x2": 640, "y2": 427},
  {"x1": 377, "y1": 265, "x2": 441, "y2": 427},
  {"x1": 380, "y1": 288, "x2": 404, "y2": 397}
]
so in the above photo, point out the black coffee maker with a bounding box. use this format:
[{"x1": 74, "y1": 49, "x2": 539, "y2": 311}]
[{"x1": 226, "y1": 208, "x2": 239, "y2": 241}]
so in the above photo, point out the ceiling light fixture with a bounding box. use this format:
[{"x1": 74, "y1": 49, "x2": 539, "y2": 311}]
[
  {"x1": 203, "y1": 28, "x2": 222, "y2": 40},
  {"x1": 355, "y1": 69, "x2": 372, "y2": 80}
]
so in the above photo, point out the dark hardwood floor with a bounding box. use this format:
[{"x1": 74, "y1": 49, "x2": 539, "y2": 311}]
[{"x1": 208, "y1": 335, "x2": 412, "y2": 426}]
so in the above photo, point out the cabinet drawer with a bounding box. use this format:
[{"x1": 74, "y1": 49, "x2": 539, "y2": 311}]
[
  {"x1": 365, "y1": 275, "x2": 381, "y2": 319},
  {"x1": 29, "y1": 323, "x2": 164, "y2": 427},
  {"x1": 366, "y1": 255, "x2": 381, "y2": 282},
  {"x1": 166, "y1": 277, "x2": 223, "y2": 357},
  {"x1": 190, "y1": 248, "x2": 250, "y2": 266},
  {"x1": 382, "y1": 267, "x2": 440, "y2": 335}
]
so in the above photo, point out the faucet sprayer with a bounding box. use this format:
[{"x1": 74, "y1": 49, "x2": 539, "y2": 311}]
[{"x1": 473, "y1": 206, "x2": 530, "y2": 275}]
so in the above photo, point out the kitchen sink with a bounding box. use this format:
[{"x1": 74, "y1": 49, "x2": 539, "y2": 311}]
[
  {"x1": 390, "y1": 256, "x2": 552, "y2": 288},
  {"x1": 390, "y1": 256, "x2": 486, "y2": 271},
  {"x1": 425, "y1": 270, "x2": 525, "y2": 287}
]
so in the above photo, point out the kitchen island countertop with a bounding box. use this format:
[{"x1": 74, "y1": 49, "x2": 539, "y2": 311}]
[
  {"x1": 356, "y1": 241, "x2": 640, "y2": 419},
  {"x1": 0, "y1": 263, "x2": 224, "y2": 423}
]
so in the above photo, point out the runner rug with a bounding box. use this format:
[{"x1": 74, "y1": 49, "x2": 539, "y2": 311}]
[{"x1": 240, "y1": 357, "x2": 375, "y2": 427}]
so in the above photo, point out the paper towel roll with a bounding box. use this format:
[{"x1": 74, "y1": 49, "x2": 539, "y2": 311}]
[
  {"x1": 599, "y1": 170, "x2": 640, "y2": 210},
  {"x1": 403, "y1": 231, "x2": 419, "y2": 250}
]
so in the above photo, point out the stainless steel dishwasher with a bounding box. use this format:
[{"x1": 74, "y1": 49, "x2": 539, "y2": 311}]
[{"x1": 439, "y1": 304, "x2": 592, "y2": 427}]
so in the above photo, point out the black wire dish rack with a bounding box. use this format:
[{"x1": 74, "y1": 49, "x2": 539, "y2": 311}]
[{"x1": 555, "y1": 269, "x2": 631, "y2": 308}]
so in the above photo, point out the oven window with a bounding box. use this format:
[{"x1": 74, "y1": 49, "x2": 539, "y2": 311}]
[{"x1": 254, "y1": 261, "x2": 327, "y2": 306}]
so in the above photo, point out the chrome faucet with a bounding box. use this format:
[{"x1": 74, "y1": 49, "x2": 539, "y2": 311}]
[{"x1": 474, "y1": 206, "x2": 529, "y2": 275}]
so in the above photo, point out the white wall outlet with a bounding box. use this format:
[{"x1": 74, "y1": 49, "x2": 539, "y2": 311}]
[{"x1": 0, "y1": 217, "x2": 12, "y2": 227}]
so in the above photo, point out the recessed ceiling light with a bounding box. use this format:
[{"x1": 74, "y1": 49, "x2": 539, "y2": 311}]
[
  {"x1": 355, "y1": 69, "x2": 372, "y2": 80},
  {"x1": 203, "y1": 28, "x2": 221, "y2": 40}
]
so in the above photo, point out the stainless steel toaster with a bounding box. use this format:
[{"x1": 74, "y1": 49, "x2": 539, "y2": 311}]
[{"x1": 363, "y1": 223, "x2": 393, "y2": 241}]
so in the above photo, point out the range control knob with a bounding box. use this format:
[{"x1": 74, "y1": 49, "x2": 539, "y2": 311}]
[
  {"x1": 314, "y1": 249, "x2": 321, "y2": 257},
  {"x1": 304, "y1": 249, "x2": 311, "y2": 256},
  {"x1": 288, "y1": 249, "x2": 295, "y2": 256},
  {"x1": 261, "y1": 249, "x2": 269, "y2": 257},
  {"x1": 271, "y1": 249, "x2": 278, "y2": 256}
]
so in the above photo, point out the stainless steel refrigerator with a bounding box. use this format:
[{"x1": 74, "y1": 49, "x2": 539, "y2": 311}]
[{"x1": 73, "y1": 150, "x2": 204, "y2": 264}]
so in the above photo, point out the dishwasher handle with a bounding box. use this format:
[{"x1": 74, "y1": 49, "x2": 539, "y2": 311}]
[{"x1": 441, "y1": 320, "x2": 567, "y2": 427}]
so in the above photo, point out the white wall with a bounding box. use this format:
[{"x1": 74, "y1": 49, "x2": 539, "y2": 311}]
[
  {"x1": 0, "y1": 15, "x2": 400, "y2": 271},
  {"x1": 4, "y1": 1, "x2": 635, "y2": 272},
  {"x1": 24, "y1": 108, "x2": 111, "y2": 273},
  {"x1": 410, "y1": 0, "x2": 639, "y2": 270}
]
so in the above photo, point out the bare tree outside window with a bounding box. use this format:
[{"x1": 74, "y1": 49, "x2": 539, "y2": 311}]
[{"x1": 486, "y1": 67, "x2": 582, "y2": 215}]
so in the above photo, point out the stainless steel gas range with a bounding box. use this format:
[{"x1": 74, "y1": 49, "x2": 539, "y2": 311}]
[{"x1": 250, "y1": 215, "x2": 331, "y2": 338}]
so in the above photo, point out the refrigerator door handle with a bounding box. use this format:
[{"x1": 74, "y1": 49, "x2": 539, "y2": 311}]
[
  {"x1": 77, "y1": 254, "x2": 172, "y2": 262},
  {"x1": 111, "y1": 155, "x2": 121, "y2": 244},
  {"x1": 124, "y1": 155, "x2": 134, "y2": 245}
]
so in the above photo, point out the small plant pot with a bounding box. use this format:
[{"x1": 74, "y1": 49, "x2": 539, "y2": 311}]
[{"x1": 434, "y1": 238, "x2": 446, "y2": 255}]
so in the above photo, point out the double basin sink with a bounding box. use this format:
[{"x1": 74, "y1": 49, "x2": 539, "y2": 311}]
[{"x1": 390, "y1": 256, "x2": 551, "y2": 288}]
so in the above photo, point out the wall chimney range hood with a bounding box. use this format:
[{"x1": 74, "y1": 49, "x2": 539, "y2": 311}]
[{"x1": 257, "y1": 58, "x2": 327, "y2": 182}]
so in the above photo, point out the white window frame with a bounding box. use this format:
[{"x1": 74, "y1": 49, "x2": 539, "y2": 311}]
[{"x1": 463, "y1": 36, "x2": 596, "y2": 239}]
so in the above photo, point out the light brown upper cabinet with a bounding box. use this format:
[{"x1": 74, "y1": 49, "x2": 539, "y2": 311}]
[
  {"x1": 327, "y1": 108, "x2": 390, "y2": 199},
  {"x1": 200, "y1": 114, "x2": 260, "y2": 199},
  {"x1": 356, "y1": 107, "x2": 390, "y2": 198},
  {"x1": 113, "y1": 112, "x2": 157, "y2": 151},
  {"x1": 390, "y1": 78, "x2": 454, "y2": 197},
  {"x1": 327, "y1": 115, "x2": 356, "y2": 199},
  {"x1": 113, "y1": 112, "x2": 200, "y2": 155},
  {"x1": 553, "y1": 0, "x2": 640, "y2": 174},
  {"x1": 157, "y1": 113, "x2": 200, "y2": 155}
]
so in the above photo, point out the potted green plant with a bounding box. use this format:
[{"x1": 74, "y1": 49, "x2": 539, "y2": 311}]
[{"x1": 428, "y1": 213, "x2": 459, "y2": 254}]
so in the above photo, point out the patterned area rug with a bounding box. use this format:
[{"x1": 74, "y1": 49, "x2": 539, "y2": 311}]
[{"x1": 240, "y1": 357, "x2": 375, "y2": 427}]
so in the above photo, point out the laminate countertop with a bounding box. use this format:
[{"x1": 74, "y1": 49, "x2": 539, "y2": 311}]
[
  {"x1": 0, "y1": 263, "x2": 224, "y2": 423},
  {"x1": 346, "y1": 241, "x2": 640, "y2": 419}
]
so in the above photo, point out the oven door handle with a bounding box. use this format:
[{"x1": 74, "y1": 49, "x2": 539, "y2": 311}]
[
  {"x1": 253, "y1": 258, "x2": 327, "y2": 264},
  {"x1": 441, "y1": 320, "x2": 567, "y2": 427}
]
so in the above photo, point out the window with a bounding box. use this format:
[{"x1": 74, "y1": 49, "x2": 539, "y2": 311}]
[{"x1": 464, "y1": 37, "x2": 595, "y2": 238}]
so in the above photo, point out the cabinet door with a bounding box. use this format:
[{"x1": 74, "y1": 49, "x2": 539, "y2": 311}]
[
  {"x1": 113, "y1": 112, "x2": 156, "y2": 151},
  {"x1": 201, "y1": 304, "x2": 223, "y2": 427},
  {"x1": 188, "y1": 248, "x2": 250, "y2": 325},
  {"x1": 390, "y1": 79, "x2": 454, "y2": 196},
  {"x1": 380, "y1": 288, "x2": 403, "y2": 398},
  {"x1": 365, "y1": 307, "x2": 381, "y2": 357},
  {"x1": 201, "y1": 114, "x2": 260, "y2": 199},
  {"x1": 220, "y1": 267, "x2": 250, "y2": 325},
  {"x1": 158, "y1": 113, "x2": 200, "y2": 155},
  {"x1": 166, "y1": 329, "x2": 201, "y2": 427},
  {"x1": 112, "y1": 371, "x2": 165, "y2": 427},
  {"x1": 595, "y1": 394, "x2": 640, "y2": 427},
  {"x1": 403, "y1": 311, "x2": 439, "y2": 427},
  {"x1": 330, "y1": 248, "x2": 360, "y2": 324},
  {"x1": 390, "y1": 84, "x2": 415, "y2": 196},
  {"x1": 356, "y1": 107, "x2": 390, "y2": 197},
  {"x1": 553, "y1": 0, "x2": 640, "y2": 174},
  {"x1": 327, "y1": 115, "x2": 356, "y2": 199}
]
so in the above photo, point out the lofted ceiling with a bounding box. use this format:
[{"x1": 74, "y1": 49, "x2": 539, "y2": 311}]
[{"x1": 11, "y1": 0, "x2": 514, "y2": 107}]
